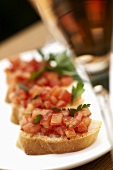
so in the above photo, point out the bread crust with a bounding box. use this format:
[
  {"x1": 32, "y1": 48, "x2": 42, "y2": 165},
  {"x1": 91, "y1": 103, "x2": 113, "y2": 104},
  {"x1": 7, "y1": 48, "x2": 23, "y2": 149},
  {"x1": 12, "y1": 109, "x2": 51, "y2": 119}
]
[
  {"x1": 16, "y1": 120, "x2": 102, "y2": 155},
  {"x1": 10, "y1": 104, "x2": 25, "y2": 124}
]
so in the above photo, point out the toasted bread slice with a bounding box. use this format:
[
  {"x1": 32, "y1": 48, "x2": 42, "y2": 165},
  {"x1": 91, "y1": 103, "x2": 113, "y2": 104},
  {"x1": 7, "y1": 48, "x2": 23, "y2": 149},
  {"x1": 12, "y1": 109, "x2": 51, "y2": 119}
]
[
  {"x1": 10, "y1": 104, "x2": 25, "y2": 124},
  {"x1": 16, "y1": 120, "x2": 101, "y2": 155}
]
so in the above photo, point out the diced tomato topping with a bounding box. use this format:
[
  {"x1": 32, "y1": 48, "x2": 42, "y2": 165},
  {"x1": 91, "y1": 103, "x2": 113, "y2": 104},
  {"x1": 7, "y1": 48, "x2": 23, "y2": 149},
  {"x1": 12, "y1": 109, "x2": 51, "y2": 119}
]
[
  {"x1": 22, "y1": 123, "x2": 41, "y2": 134},
  {"x1": 74, "y1": 112, "x2": 83, "y2": 121},
  {"x1": 60, "y1": 76, "x2": 73, "y2": 86},
  {"x1": 61, "y1": 110, "x2": 70, "y2": 116},
  {"x1": 26, "y1": 103, "x2": 34, "y2": 112},
  {"x1": 31, "y1": 98, "x2": 43, "y2": 108},
  {"x1": 56, "y1": 100, "x2": 66, "y2": 107},
  {"x1": 40, "y1": 89, "x2": 51, "y2": 101},
  {"x1": 50, "y1": 86, "x2": 61, "y2": 98},
  {"x1": 44, "y1": 100, "x2": 54, "y2": 109},
  {"x1": 21, "y1": 108, "x2": 92, "y2": 138},
  {"x1": 15, "y1": 88, "x2": 28, "y2": 100},
  {"x1": 20, "y1": 114, "x2": 32, "y2": 126},
  {"x1": 29, "y1": 85, "x2": 43, "y2": 98},
  {"x1": 32, "y1": 108, "x2": 42, "y2": 119},
  {"x1": 50, "y1": 96, "x2": 58, "y2": 105},
  {"x1": 62, "y1": 116, "x2": 72, "y2": 126},
  {"x1": 43, "y1": 72, "x2": 59, "y2": 80},
  {"x1": 82, "y1": 117, "x2": 91, "y2": 127},
  {"x1": 32, "y1": 109, "x2": 49, "y2": 120},
  {"x1": 58, "y1": 90, "x2": 72, "y2": 103},
  {"x1": 67, "y1": 117, "x2": 78, "y2": 128},
  {"x1": 40, "y1": 112, "x2": 52, "y2": 128},
  {"x1": 37, "y1": 77, "x2": 48, "y2": 86},
  {"x1": 50, "y1": 113, "x2": 63, "y2": 126},
  {"x1": 76, "y1": 121, "x2": 88, "y2": 133},
  {"x1": 65, "y1": 128, "x2": 76, "y2": 138},
  {"x1": 54, "y1": 126, "x2": 66, "y2": 136},
  {"x1": 80, "y1": 108, "x2": 91, "y2": 117}
]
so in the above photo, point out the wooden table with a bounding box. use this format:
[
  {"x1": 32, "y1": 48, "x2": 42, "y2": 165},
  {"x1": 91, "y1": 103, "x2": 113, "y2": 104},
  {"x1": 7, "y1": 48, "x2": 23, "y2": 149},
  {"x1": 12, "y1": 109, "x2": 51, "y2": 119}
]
[{"x1": 0, "y1": 21, "x2": 113, "y2": 170}]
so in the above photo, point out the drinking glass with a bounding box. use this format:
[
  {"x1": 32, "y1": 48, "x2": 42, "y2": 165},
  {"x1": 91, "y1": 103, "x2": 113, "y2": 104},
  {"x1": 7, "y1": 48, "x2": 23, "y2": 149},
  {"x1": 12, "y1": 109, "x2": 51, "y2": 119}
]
[{"x1": 31, "y1": 0, "x2": 113, "y2": 74}]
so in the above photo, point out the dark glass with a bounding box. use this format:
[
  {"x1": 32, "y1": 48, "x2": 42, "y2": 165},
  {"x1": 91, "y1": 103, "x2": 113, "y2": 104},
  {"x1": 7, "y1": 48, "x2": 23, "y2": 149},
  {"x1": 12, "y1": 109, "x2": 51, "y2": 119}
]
[{"x1": 52, "y1": 0, "x2": 113, "y2": 57}]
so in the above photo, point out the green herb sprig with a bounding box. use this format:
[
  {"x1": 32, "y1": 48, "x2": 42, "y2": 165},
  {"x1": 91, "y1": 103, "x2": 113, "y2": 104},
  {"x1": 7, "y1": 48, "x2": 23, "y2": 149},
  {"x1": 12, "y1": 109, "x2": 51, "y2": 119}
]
[
  {"x1": 33, "y1": 114, "x2": 42, "y2": 123},
  {"x1": 51, "y1": 107, "x2": 61, "y2": 112},
  {"x1": 51, "y1": 104, "x2": 90, "y2": 117},
  {"x1": 71, "y1": 82, "x2": 85, "y2": 103},
  {"x1": 18, "y1": 83, "x2": 29, "y2": 91},
  {"x1": 30, "y1": 68, "x2": 45, "y2": 81},
  {"x1": 30, "y1": 50, "x2": 83, "y2": 82},
  {"x1": 69, "y1": 104, "x2": 91, "y2": 117}
]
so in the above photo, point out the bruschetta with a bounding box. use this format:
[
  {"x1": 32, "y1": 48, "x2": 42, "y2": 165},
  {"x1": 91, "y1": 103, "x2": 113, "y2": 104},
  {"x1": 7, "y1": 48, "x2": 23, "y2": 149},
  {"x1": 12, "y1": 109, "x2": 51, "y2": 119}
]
[
  {"x1": 5, "y1": 51, "x2": 81, "y2": 103},
  {"x1": 10, "y1": 82, "x2": 84, "y2": 124},
  {"x1": 16, "y1": 106, "x2": 101, "y2": 155}
]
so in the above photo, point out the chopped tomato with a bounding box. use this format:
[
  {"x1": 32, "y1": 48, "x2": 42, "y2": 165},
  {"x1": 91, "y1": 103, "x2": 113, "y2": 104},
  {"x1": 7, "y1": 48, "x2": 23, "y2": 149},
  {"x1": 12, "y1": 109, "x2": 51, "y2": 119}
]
[
  {"x1": 61, "y1": 110, "x2": 70, "y2": 116},
  {"x1": 36, "y1": 77, "x2": 48, "y2": 86},
  {"x1": 40, "y1": 89, "x2": 51, "y2": 101},
  {"x1": 62, "y1": 116, "x2": 72, "y2": 126},
  {"x1": 15, "y1": 88, "x2": 28, "y2": 100},
  {"x1": 43, "y1": 72, "x2": 59, "y2": 80},
  {"x1": 82, "y1": 117, "x2": 91, "y2": 127},
  {"x1": 76, "y1": 121, "x2": 88, "y2": 133},
  {"x1": 26, "y1": 103, "x2": 34, "y2": 112},
  {"x1": 50, "y1": 113, "x2": 63, "y2": 126},
  {"x1": 40, "y1": 112, "x2": 52, "y2": 128},
  {"x1": 58, "y1": 90, "x2": 72, "y2": 103},
  {"x1": 20, "y1": 107, "x2": 92, "y2": 138},
  {"x1": 50, "y1": 86, "x2": 61, "y2": 98},
  {"x1": 50, "y1": 96, "x2": 58, "y2": 105},
  {"x1": 22, "y1": 123, "x2": 41, "y2": 134},
  {"x1": 74, "y1": 112, "x2": 83, "y2": 121},
  {"x1": 44, "y1": 100, "x2": 54, "y2": 109},
  {"x1": 56, "y1": 100, "x2": 66, "y2": 107},
  {"x1": 60, "y1": 76, "x2": 73, "y2": 86},
  {"x1": 24, "y1": 114, "x2": 32, "y2": 122},
  {"x1": 65, "y1": 128, "x2": 76, "y2": 138},
  {"x1": 32, "y1": 108, "x2": 42, "y2": 119},
  {"x1": 67, "y1": 117, "x2": 78, "y2": 128},
  {"x1": 32, "y1": 108, "x2": 49, "y2": 120},
  {"x1": 29, "y1": 85, "x2": 43, "y2": 98},
  {"x1": 54, "y1": 125, "x2": 66, "y2": 136},
  {"x1": 20, "y1": 114, "x2": 32, "y2": 126},
  {"x1": 31, "y1": 98, "x2": 43, "y2": 108},
  {"x1": 80, "y1": 108, "x2": 91, "y2": 117}
]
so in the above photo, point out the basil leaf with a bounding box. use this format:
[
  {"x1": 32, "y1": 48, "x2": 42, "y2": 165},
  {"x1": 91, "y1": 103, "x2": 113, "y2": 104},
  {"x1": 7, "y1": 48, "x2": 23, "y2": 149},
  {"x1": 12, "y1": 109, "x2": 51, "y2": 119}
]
[
  {"x1": 18, "y1": 83, "x2": 29, "y2": 91},
  {"x1": 69, "y1": 104, "x2": 91, "y2": 117},
  {"x1": 31, "y1": 94, "x2": 39, "y2": 100},
  {"x1": 69, "y1": 108, "x2": 76, "y2": 117},
  {"x1": 37, "y1": 49, "x2": 44, "y2": 58},
  {"x1": 71, "y1": 82, "x2": 85, "y2": 103},
  {"x1": 30, "y1": 68, "x2": 45, "y2": 81},
  {"x1": 48, "y1": 51, "x2": 82, "y2": 81},
  {"x1": 73, "y1": 74, "x2": 83, "y2": 82},
  {"x1": 33, "y1": 114, "x2": 42, "y2": 123},
  {"x1": 51, "y1": 107, "x2": 61, "y2": 112},
  {"x1": 30, "y1": 50, "x2": 83, "y2": 82}
]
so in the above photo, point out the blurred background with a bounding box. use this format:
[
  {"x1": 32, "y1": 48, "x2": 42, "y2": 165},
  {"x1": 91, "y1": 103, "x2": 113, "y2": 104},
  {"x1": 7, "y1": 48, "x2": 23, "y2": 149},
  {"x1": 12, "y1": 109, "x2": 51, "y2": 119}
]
[
  {"x1": 0, "y1": 0, "x2": 109, "y2": 90},
  {"x1": 0, "y1": 0, "x2": 40, "y2": 42}
]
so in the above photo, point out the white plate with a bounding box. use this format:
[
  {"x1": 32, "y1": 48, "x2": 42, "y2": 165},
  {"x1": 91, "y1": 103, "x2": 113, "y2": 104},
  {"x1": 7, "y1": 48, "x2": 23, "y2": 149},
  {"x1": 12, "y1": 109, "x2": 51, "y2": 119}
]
[
  {"x1": 0, "y1": 42, "x2": 111, "y2": 170},
  {"x1": 110, "y1": 53, "x2": 113, "y2": 108}
]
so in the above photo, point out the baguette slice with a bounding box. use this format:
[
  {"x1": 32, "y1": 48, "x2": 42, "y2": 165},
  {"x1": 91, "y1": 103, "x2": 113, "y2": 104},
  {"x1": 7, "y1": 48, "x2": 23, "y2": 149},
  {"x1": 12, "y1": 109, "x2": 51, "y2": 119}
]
[
  {"x1": 10, "y1": 104, "x2": 25, "y2": 124},
  {"x1": 16, "y1": 120, "x2": 101, "y2": 155}
]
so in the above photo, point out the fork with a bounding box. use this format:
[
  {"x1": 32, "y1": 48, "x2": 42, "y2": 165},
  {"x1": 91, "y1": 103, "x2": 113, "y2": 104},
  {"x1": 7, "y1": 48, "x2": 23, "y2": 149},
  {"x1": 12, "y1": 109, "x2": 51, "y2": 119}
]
[{"x1": 94, "y1": 85, "x2": 113, "y2": 163}]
